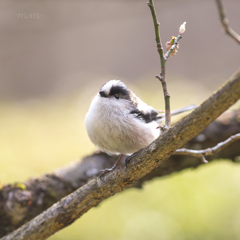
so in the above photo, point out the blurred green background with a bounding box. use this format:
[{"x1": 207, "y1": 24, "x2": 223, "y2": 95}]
[{"x1": 1, "y1": 0, "x2": 240, "y2": 239}]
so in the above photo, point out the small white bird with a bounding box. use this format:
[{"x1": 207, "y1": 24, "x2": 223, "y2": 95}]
[{"x1": 85, "y1": 80, "x2": 194, "y2": 175}]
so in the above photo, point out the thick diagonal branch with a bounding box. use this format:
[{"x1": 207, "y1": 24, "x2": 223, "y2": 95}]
[
  {"x1": 1, "y1": 109, "x2": 240, "y2": 238},
  {"x1": 1, "y1": 68, "x2": 240, "y2": 240}
]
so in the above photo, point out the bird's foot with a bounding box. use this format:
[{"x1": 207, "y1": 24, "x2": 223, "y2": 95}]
[
  {"x1": 125, "y1": 157, "x2": 132, "y2": 168},
  {"x1": 125, "y1": 152, "x2": 138, "y2": 167},
  {"x1": 99, "y1": 168, "x2": 114, "y2": 178},
  {"x1": 99, "y1": 154, "x2": 124, "y2": 179}
]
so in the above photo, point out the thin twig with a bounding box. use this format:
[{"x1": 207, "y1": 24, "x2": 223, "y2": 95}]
[
  {"x1": 148, "y1": 1, "x2": 186, "y2": 129},
  {"x1": 147, "y1": 0, "x2": 171, "y2": 129},
  {"x1": 175, "y1": 133, "x2": 240, "y2": 163},
  {"x1": 147, "y1": 1, "x2": 165, "y2": 66},
  {"x1": 215, "y1": 0, "x2": 240, "y2": 44},
  {"x1": 155, "y1": 74, "x2": 171, "y2": 129}
]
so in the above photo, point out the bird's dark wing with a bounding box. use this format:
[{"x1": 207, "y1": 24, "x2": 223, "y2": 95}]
[
  {"x1": 130, "y1": 108, "x2": 158, "y2": 123},
  {"x1": 129, "y1": 93, "x2": 159, "y2": 123}
]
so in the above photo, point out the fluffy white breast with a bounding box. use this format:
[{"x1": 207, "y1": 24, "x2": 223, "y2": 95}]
[{"x1": 85, "y1": 91, "x2": 160, "y2": 154}]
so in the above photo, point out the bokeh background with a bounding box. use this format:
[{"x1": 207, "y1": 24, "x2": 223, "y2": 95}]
[{"x1": 1, "y1": 0, "x2": 240, "y2": 239}]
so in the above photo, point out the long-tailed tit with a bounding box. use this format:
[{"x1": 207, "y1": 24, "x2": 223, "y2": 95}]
[{"x1": 85, "y1": 80, "x2": 195, "y2": 176}]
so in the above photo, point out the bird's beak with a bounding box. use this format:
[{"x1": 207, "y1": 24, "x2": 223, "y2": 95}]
[{"x1": 99, "y1": 90, "x2": 108, "y2": 98}]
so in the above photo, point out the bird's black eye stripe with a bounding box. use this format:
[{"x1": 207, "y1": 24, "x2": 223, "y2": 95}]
[{"x1": 109, "y1": 86, "x2": 130, "y2": 99}]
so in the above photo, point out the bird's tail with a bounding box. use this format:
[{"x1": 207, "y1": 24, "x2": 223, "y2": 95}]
[{"x1": 156, "y1": 104, "x2": 196, "y2": 122}]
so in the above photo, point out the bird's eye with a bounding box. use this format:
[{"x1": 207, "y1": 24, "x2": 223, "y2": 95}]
[{"x1": 114, "y1": 94, "x2": 119, "y2": 99}]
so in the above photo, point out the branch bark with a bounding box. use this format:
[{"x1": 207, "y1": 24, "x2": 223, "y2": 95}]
[{"x1": 1, "y1": 68, "x2": 240, "y2": 240}]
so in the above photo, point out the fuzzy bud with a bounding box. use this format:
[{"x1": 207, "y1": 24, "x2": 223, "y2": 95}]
[{"x1": 179, "y1": 21, "x2": 186, "y2": 35}]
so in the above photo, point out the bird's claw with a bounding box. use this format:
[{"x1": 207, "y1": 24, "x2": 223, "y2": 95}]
[
  {"x1": 125, "y1": 156, "x2": 132, "y2": 168},
  {"x1": 98, "y1": 168, "x2": 113, "y2": 178},
  {"x1": 125, "y1": 151, "x2": 140, "y2": 167}
]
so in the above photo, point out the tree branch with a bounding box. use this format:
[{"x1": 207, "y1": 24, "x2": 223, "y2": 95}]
[
  {"x1": 1, "y1": 68, "x2": 240, "y2": 240},
  {"x1": 1, "y1": 109, "x2": 240, "y2": 238},
  {"x1": 175, "y1": 133, "x2": 240, "y2": 163},
  {"x1": 215, "y1": 0, "x2": 240, "y2": 44}
]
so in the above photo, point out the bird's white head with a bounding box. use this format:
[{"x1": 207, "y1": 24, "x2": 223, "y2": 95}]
[{"x1": 98, "y1": 80, "x2": 131, "y2": 100}]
